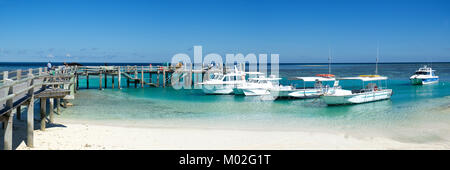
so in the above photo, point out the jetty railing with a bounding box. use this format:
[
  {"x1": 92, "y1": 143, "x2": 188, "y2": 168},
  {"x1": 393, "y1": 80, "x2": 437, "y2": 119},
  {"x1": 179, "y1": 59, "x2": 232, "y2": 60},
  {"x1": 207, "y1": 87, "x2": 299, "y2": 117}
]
[{"x1": 0, "y1": 66, "x2": 77, "y2": 150}]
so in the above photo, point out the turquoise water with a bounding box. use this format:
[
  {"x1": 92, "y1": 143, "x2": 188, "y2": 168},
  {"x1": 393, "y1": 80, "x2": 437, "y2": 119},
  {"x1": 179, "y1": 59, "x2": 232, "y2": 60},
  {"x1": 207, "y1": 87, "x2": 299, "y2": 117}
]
[{"x1": 2, "y1": 62, "x2": 450, "y2": 144}]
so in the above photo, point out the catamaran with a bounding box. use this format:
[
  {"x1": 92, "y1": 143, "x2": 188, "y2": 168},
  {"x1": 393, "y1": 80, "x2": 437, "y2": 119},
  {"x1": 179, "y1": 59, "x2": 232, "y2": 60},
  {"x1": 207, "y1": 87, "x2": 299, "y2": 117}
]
[
  {"x1": 321, "y1": 75, "x2": 393, "y2": 105},
  {"x1": 410, "y1": 65, "x2": 439, "y2": 85}
]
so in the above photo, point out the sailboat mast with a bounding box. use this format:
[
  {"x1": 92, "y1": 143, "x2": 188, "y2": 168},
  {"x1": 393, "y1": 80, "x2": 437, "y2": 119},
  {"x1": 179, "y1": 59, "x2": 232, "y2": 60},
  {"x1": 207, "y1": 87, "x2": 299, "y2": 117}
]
[
  {"x1": 375, "y1": 43, "x2": 379, "y2": 75},
  {"x1": 328, "y1": 48, "x2": 331, "y2": 74}
]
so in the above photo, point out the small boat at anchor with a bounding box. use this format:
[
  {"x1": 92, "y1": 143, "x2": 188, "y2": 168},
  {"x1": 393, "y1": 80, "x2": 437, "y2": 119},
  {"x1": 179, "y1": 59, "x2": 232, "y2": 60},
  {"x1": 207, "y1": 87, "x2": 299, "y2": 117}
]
[
  {"x1": 321, "y1": 75, "x2": 393, "y2": 105},
  {"x1": 410, "y1": 65, "x2": 439, "y2": 85},
  {"x1": 269, "y1": 75, "x2": 336, "y2": 99},
  {"x1": 321, "y1": 45, "x2": 393, "y2": 105},
  {"x1": 270, "y1": 49, "x2": 337, "y2": 99}
]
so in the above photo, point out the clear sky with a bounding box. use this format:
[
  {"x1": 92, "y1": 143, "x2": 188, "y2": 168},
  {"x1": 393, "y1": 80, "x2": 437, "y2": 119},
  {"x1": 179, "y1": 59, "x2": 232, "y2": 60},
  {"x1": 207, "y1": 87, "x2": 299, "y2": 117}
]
[{"x1": 0, "y1": 0, "x2": 449, "y2": 63}]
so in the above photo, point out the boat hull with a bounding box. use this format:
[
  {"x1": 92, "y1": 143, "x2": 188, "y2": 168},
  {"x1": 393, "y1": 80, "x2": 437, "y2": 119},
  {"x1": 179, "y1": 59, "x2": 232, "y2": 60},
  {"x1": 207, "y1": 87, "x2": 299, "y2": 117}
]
[
  {"x1": 321, "y1": 90, "x2": 392, "y2": 105},
  {"x1": 270, "y1": 89, "x2": 322, "y2": 99},
  {"x1": 232, "y1": 88, "x2": 245, "y2": 95},
  {"x1": 202, "y1": 85, "x2": 234, "y2": 95},
  {"x1": 242, "y1": 88, "x2": 270, "y2": 96},
  {"x1": 410, "y1": 78, "x2": 439, "y2": 85}
]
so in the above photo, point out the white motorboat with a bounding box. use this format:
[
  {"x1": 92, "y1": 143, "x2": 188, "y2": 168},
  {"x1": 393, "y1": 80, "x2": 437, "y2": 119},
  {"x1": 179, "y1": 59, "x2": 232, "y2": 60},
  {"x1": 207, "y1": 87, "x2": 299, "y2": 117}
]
[
  {"x1": 321, "y1": 75, "x2": 393, "y2": 105},
  {"x1": 232, "y1": 71, "x2": 264, "y2": 95},
  {"x1": 410, "y1": 65, "x2": 439, "y2": 85},
  {"x1": 237, "y1": 75, "x2": 282, "y2": 96},
  {"x1": 198, "y1": 72, "x2": 246, "y2": 95},
  {"x1": 269, "y1": 75, "x2": 336, "y2": 99}
]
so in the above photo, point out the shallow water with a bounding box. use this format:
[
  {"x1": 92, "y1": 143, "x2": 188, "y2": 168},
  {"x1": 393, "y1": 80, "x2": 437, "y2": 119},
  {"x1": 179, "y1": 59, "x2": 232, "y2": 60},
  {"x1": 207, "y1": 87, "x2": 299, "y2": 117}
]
[{"x1": 2, "y1": 62, "x2": 450, "y2": 145}]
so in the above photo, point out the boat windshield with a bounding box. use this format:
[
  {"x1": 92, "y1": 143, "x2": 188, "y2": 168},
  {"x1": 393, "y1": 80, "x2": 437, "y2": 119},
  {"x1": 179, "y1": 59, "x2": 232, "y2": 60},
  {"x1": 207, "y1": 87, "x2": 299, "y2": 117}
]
[
  {"x1": 213, "y1": 75, "x2": 224, "y2": 80},
  {"x1": 415, "y1": 71, "x2": 429, "y2": 75}
]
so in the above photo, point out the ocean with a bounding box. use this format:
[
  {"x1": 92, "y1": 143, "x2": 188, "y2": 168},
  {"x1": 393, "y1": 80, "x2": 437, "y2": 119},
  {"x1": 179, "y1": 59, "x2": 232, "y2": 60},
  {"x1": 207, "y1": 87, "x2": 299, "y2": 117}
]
[{"x1": 1, "y1": 62, "x2": 450, "y2": 145}]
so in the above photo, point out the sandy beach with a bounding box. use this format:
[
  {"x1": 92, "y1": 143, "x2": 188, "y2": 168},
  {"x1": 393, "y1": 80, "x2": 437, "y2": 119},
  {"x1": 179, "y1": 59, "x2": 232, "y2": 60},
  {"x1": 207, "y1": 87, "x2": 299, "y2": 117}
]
[{"x1": 11, "y1": 118, "x2": 448, "y2": 150}]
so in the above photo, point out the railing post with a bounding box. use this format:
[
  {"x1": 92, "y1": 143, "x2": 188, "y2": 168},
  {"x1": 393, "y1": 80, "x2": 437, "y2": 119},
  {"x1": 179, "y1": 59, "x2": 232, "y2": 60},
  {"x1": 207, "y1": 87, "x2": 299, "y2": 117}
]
[
  {"x1": 3, "y1": 79, "x2": 14, "y2": 150},
  {"x1": 16, "y1": 69, "x2": 21, "y2": 80},
  {"x1": 3, "y1": 71, "x2": 8, "y2": 81}
]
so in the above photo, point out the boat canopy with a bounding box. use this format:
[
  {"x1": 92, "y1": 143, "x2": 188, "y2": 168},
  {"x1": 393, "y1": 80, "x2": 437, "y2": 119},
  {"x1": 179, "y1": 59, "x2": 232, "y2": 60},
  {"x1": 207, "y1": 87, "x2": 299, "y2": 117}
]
[
  {"x1": 249, "y1": 77, "x2": 282, "y2": 81},
  {"x1": 222, "y1": 72, "x2": 245, "y2": 76},
  {"x1": 244, "y1": 72, "x2": 264, "y2": 75},
  {"x1": 337, "y1": 76, "x2": 388, "y2": 81},
  {"x1": 292, "y1": 77, "x2": 336, "y2": 82}
]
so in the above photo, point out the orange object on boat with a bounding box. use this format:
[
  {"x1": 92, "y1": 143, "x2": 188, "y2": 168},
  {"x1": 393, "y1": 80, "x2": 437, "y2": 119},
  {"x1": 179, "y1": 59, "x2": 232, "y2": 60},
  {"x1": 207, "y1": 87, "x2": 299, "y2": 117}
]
[
  {"x1": 316, "y1": 74, "x2": 335, "y2": 77},
  {"x1": 359, "y1": 75, "x2": 380, "y2": 77}
]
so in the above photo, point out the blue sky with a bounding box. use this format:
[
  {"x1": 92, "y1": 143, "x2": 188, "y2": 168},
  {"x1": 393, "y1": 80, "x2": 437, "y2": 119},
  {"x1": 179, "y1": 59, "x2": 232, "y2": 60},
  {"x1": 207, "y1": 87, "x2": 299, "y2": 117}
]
[{"x1": 0, "y1": 0, "x2": 449, "y2": 63}]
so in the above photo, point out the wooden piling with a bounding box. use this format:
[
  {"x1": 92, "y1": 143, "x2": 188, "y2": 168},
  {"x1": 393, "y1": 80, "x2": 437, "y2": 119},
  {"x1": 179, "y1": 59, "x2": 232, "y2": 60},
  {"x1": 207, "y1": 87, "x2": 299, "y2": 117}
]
[
  {"x1": 27, "y1": 69, "x2": 34, "y2": 147},
  {"x1": 56, "y1": 98, "x2": 60, "y2": 114},
  {"x1": 63, "y1": 99, "x2": 67, "y2": 108},
  {"x1": 99, "y1": 71, "x2": 103, "y2": 90},
  {"x1": 40, "y1": 98, "x2": 46, "y2": 131},
  {"x1": 134, "y1": 66, "x2": 138, "y2": 88},
  {"x1": 112, "y1": 75, "x2": 115, "y2": 89},
  {"x1": 104, "y1": 72, "x2": 108, "y2": 88},
  {"x1": 118, "y1": 67, "x2": 122, "y2": 89},
  {"x1": 86, "y1": 72, "x2": 90, "y2": 89},
  {"x1": 27, "y1": 95, "x2": 34, "y2": 147},
  {"x1": 157, "y1": 70, "x2": 160, "y2": 87},
  {"x1": 76, "y1": 74, "x2": 79, "y2": 90},
  {"x1": 16, "y1": 106, "x2": 21, "y2": 120},
  {"x1": 141, "y1": 66, "x2": 144, "y2": 88},
  {"x1": 149, "y1": 65, "x2": 152, "y2": 84},
  {"x1": 163, "y1": 69, "x2": 166, "y2": 88},
  {"x1": 49, "y1": 98, "x2": 54, "y2": 124},
  {"x1": 3, "y1": 112, "x2": 13, "y2": 150},
  {"x1": 189, "y1": 64, "x2": 193, "y2": 87}
]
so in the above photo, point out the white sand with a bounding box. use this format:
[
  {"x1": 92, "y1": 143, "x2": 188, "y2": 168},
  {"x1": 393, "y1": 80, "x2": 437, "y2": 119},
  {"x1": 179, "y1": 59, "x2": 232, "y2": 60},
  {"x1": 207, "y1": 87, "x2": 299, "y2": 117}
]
[{"x1": 15, "y1": 119, "x2": 449, "y2": 150}]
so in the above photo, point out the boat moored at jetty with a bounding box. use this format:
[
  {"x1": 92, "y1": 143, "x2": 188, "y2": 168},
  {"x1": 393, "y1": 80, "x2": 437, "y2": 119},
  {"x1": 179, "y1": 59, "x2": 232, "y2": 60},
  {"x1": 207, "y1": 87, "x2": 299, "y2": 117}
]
[
  {"x1": 237, "y1": 75, "x2": 283, "y2": 96},
  {"x1": 410, "y1": 65, "x2": 439, "y2": 85},
  {"x1": 321, "y1": 75, "x2": 393, "y2": 105},
  {"x1": 198, "y1": 72, "x2": 246, "y2": 94}
]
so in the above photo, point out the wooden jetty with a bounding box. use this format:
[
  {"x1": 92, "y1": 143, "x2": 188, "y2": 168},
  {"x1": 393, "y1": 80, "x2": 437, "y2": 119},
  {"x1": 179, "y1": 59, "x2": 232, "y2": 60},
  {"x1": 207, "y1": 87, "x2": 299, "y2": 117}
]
[
  {"x1": 0, "y1": 66, "x2": 76, "y2": 150},
  {"x1": 0, "y1": 63, "x2": 245, "y2": 150},
  {"x1": 74, "y1": 63, "x2": 242, "y2": 90}
]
